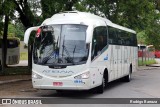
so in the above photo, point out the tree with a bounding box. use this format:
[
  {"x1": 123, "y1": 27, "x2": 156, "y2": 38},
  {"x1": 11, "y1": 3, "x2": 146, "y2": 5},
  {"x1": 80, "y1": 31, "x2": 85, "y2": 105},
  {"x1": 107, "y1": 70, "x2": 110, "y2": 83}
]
[
  {"x1": 41, "y1": 0, "x2": 78, "y2": 19},
  {"x1": 11, "y1": 0, "x2": 40, "y2": 71},
  {"x1": 0, "y1": 0, "x2": 16, "y2": 73},
  {"x1": 77, "y1": 0, "x2": 160, "y2": 48},
  {"x1": 7, "y1": 22, "x2": 25, "y2": 40},
  {"x1": 13, "y1": 0, "x2": 34, "y2": 28},
  {"x1": 0, "y1": 0, "x2": 3, "y2": 36}
]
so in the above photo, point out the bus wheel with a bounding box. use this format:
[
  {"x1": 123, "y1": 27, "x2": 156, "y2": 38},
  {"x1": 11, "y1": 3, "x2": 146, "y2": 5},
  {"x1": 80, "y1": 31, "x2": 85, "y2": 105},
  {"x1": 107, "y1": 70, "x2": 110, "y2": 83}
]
[
  {"x1": 96, "y1": 74, "x2": 106, "y2": 94},
  {"x1": 123, "y1": 66, "x2": 132, "y2": 82}
]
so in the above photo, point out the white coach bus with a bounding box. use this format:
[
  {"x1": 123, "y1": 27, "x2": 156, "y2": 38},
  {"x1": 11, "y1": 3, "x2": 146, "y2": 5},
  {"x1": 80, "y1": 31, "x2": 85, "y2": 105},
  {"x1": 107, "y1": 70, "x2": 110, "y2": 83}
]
[{"x1": 24, "y1": 11, "x2": 137, "y2": 93}]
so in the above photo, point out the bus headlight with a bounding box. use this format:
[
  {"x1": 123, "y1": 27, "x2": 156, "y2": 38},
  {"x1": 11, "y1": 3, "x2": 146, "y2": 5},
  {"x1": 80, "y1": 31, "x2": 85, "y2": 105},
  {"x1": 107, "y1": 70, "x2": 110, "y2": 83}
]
[
  {"x1": 74, "y1": 71, "x2": 90, "y2": 79},
  {"x1": 32, "y1": 72, "x2": 43, "y2": 79}
]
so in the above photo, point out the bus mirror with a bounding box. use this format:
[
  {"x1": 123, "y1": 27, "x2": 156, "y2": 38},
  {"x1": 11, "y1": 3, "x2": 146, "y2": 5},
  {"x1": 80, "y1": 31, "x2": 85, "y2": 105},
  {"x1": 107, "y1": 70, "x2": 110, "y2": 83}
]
[{"x1": 24, "y1": 26, "x2": 39, "y2": 45}]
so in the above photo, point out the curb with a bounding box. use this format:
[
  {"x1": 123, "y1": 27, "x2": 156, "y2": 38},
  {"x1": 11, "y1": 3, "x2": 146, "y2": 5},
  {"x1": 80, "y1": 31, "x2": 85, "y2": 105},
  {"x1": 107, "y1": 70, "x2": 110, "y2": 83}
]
[
  {"x1": 146, "y1": 65, "x2": 160, "y2": 67},
  {"x1": 0, "y1": 79, "x2": 31, "y2": 85},
  {"x1": 137, "y1": 66, "x2": 159, "y2": 71}
]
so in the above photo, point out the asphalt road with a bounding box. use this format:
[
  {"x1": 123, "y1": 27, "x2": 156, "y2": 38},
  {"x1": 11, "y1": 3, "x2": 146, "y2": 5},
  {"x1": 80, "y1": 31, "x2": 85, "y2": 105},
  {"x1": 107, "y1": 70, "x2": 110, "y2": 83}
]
[{"x1": 1, "y1": 67, "x2": 160, "y2": 107}]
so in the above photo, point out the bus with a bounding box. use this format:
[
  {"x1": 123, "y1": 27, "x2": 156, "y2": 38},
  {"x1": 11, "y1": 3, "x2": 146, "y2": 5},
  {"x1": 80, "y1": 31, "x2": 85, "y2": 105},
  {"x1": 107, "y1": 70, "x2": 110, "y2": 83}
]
[
  {"x1": 0, "y1": 37, "x2": 20, "y2": 65},
  {"x1": 24, "y1": 11, "x2": 137, "y2": 93}
]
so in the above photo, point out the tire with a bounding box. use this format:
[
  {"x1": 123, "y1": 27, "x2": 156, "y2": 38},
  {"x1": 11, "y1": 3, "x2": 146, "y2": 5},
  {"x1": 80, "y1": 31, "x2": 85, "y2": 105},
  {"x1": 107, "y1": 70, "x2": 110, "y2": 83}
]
[
  {"x1": 96, "y1": 74, "x2": 107, "y2": 94},
  {"x1": 123, "y1": 66, "x2": 132, "y2": 82}
]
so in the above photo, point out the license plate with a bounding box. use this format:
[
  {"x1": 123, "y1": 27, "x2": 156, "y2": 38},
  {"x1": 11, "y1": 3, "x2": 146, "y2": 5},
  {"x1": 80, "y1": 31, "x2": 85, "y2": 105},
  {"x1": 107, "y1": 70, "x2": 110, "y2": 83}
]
[{"x1": 53, "y1": 82, "x2": 63, "y2": 86}]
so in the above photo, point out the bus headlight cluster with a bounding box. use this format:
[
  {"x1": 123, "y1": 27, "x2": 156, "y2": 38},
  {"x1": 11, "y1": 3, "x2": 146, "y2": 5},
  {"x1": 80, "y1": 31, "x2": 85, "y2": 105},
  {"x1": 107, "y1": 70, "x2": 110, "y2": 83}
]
[
  {"x1": 32, "y1": 72, "x2": 43, "y2": 79},
  {"x1": 74, "y1": 71, "x2": 90, "y2": 79}
]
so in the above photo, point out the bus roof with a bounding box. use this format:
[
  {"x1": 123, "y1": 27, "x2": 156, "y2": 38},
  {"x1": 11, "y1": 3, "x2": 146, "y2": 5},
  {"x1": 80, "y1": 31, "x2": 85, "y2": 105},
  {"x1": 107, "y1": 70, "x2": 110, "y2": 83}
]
[{"x1": 41, "y1": 11, "x2": 136, "y2": 34}]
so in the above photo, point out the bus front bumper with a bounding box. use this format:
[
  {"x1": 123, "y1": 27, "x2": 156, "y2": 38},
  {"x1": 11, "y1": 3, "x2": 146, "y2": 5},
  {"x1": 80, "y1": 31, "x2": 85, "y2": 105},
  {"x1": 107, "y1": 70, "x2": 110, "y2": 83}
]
[{"x1": 32, "y1": 77, "x2": 92, "y2": 90}]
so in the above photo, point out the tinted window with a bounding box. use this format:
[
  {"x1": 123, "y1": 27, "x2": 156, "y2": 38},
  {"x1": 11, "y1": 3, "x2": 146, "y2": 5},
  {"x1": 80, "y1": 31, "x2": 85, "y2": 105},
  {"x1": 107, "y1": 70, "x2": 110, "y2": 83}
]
[
  {"x1": 91, "y1": 26, "x2": 108, "y2": 60},
  {"x1": 131, "y1": 34, "x2": 137, "y2": 46},
  {"x1": 108, "y1": 27, "x2": 118, "y2": 44},
  {"x1": 108, "y1": 26, "x2": 137, "y2": 46}
]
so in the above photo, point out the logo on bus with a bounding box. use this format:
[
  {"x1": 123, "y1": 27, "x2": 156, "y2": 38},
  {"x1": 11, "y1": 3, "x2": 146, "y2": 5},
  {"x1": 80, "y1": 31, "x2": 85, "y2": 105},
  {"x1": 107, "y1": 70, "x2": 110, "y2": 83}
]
[
  {"x1": 104, "y1": 54, "x2": 108, "y2": 60},
  {"x1": 42, "y1": 70, "x2": 74, "y2": 74}
]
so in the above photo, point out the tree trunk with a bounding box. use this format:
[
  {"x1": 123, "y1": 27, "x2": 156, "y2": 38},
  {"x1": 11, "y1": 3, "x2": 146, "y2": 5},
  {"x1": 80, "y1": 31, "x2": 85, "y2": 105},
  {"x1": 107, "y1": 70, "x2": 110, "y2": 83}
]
[{"x1": 1, "y1": 15, "x2": 9, "y2": 74}]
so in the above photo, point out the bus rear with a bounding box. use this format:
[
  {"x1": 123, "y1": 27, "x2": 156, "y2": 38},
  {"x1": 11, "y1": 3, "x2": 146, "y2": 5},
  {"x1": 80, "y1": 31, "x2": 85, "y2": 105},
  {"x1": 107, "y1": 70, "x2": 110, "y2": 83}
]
[{"x1": 0, "y1": 37, "x2": 20, "y2": 65}]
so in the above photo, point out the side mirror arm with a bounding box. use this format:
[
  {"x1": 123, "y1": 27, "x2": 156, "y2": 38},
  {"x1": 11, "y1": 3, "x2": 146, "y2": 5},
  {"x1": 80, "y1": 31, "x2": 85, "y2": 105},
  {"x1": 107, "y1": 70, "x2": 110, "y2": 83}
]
[{"x1": 24, "y1": 26, "x2": 39, "y2": 46}]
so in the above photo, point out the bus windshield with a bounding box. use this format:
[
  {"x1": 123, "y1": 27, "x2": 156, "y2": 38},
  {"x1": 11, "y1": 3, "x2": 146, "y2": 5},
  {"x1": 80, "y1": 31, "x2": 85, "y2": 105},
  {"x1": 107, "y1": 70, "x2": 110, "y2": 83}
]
[{"x1": 33, "y1": 24, "x2": 89, "y2": 66}]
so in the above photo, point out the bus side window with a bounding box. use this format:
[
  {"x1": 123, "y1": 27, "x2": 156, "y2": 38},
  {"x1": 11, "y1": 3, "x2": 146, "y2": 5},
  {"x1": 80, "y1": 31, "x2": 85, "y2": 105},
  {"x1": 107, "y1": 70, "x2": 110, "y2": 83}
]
[
  {"x1": 108, "y1": 27, "x2": 117, "y2": 45},
  {"x1": 91, "y1": 26, "x2": 108, "y2": 60}
]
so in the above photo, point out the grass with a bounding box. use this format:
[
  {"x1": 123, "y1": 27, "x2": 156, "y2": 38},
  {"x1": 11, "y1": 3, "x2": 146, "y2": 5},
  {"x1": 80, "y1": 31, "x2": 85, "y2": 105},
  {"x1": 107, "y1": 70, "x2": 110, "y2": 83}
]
[
  {"x1": 20, "y1": 52, "x2": 28, "y2": 60},
  {"x1": 138, "y1": 59, "x2": 157, "y2": 66}
]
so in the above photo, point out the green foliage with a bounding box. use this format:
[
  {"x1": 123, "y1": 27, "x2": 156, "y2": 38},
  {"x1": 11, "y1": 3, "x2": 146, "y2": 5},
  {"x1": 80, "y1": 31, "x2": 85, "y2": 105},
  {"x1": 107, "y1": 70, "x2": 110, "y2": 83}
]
[
  {"x1": 8, "y1": 24, "x2": 16, "y2": 37},
  {"x1": 7, "y1": 23, "x2": 25, "y2": 40},
  {"x1": 138, "y1": 59, "x2": 157, "y2": 66},
  {"x1": 14, "y1": 22, "x2": 25, "y2": 40},
  {"x1": 137, "y1": 31, "x2": 147, "y2": 44},
  {"x1": 0, "y1": 0, "x2": 160, "y2": 50},
  {"x1": 41, "y1": 0, "x2": 78, "y2": 19},
  {"x1": 20, "y1": 52, "x2": 28, "y2": 60},
  {"x1": 0, "y1": 1, "x2": 4, "y2": 36},
  {"x1": 0, "y1": 0, "x2": 16, "y2": 37},
  {"x1": 77, "y1": 0, "x2": 160, "y2": 49}
]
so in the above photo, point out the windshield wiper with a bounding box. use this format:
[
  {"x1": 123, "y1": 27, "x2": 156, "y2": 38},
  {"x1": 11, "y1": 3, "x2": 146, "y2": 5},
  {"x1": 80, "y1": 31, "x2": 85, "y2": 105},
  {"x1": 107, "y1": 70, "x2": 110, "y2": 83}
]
[
  {"x1": 61, "y1": 35, "x2": 75, "y2": 64},
  {"x1": 73, "y1": 45, "x2": 76, "y2": 58},
  {"x1": 40, "y1": 51, "x2": 56, "y2": 64}
]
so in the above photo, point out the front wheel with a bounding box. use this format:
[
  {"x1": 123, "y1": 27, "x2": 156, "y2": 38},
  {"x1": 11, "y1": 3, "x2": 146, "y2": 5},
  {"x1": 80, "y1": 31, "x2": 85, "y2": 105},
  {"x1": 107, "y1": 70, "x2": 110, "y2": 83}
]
[
  {"x1": 95, "y1": 74, "x2": 107, "y2": 94},
  {"x1": 123, "y1": 66, "x2": 132, "y2": 82}
]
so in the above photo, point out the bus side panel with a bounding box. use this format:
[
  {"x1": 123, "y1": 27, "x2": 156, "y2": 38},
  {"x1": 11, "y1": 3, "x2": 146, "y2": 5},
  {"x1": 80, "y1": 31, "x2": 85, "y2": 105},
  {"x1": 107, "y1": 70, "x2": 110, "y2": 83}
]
[
  {"x1": 108, "y1": 45, "x2": 115, "y2": 82},
  {"x1": 133, "y1": 47, "x2": 138, "y2": 72}
]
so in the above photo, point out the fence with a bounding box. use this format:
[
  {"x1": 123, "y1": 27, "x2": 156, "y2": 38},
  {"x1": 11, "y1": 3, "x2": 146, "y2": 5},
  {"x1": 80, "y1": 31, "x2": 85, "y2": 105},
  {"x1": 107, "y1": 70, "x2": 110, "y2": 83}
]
[{"x1": 138, "y1": 48, "x2": 155, "y2": 65}]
